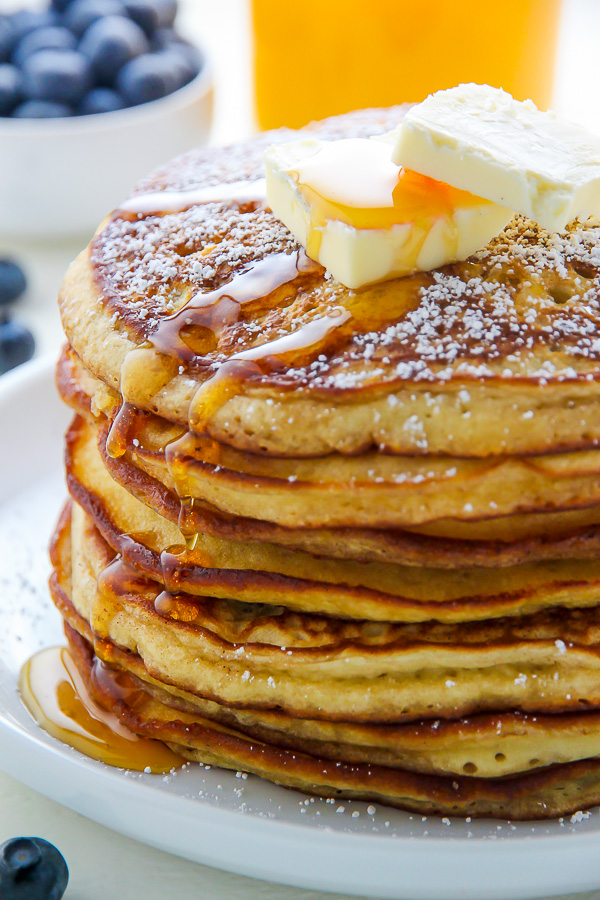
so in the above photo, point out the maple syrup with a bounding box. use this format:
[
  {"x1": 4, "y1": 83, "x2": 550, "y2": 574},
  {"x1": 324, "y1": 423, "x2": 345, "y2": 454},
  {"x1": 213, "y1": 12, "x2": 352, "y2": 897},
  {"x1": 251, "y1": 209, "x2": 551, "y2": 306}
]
[
  {"x1": 119, "y1": 178, "x2": 267, "y2": 216},
  {"x1": 156, "y1": 307, "x2": 349, "y2": 511},
  {"x1": 147, "y1": 249, "x2": 322, "y2": 363},
  {"x1": 20, "y1": 646, "x2": 184, "y2": 773},
  {"x1": 96, "y1": 554, "x2": 150, "y2": 599},
  {"x1": 160, "y1": 544, "x2": 213, "y2": 593},
  {"x1": 106, "y1": 248, "x2": 328, "y2": 460},
  {"x1": 103, "y1": 176, "x2": 391, "y2": 556},
  {"x1": 153, "y1": 591, "x2": 201, "y2": 623},
  {"x1": 193, "y1": 308, "x2": 351, "y2": 426},
  {"x1": 105, "y1": 401, "x2": 137, "y2": 459}
]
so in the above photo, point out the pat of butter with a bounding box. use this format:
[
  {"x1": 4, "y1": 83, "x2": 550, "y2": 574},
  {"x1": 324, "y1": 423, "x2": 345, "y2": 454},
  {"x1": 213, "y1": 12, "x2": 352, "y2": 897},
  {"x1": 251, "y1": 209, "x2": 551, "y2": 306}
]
[
  {"x1": 392, "y1": 83, "x2": 600, "y2": 232},
  {"x1": 265, "y1": 137, "x2": 512, "y2": 289}
]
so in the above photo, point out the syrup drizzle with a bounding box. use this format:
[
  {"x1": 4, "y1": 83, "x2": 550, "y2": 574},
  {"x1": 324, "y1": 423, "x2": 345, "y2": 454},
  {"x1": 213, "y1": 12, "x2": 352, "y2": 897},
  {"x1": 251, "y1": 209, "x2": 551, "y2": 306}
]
[
  {"x1": 161, "y1": 308, "x2": 352, "y2": 524},
  {"x1": 188, "y1": 307, "x2": 352, "y2": 430},
  {"x1": 20, "y1": 646, "x2": 184, "y2": 773},
  {"x1": 149, "y1": 249, "x2": 321, "y2": 362},
  {"x1": 160, "y1": 543, "x2": 213, "y2": 592},
  {"x1": 153, "y1": 590, "x2": 202, "y2": 623},
  {"x1": 96, "y1": 554, "x2": 152, "y2": 611},
  {"x1": 96, "y1": 550, "x2": 204, "y2": 630},
  {"x1": 105, "y1": 176, "x2": 364, "y2": 585},
  {"x1": 106, "y1": 247, "x2": 338, "y2": 458},
  {"x1": 119, "y1": 178, "x2": 268, "y2": 216}
]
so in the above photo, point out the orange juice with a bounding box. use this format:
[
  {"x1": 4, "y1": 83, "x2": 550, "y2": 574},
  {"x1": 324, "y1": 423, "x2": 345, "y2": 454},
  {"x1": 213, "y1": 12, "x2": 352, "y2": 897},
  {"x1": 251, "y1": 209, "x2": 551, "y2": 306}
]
[{"x1": 252, "y1": 0, "x2": 562, "y2": 130}]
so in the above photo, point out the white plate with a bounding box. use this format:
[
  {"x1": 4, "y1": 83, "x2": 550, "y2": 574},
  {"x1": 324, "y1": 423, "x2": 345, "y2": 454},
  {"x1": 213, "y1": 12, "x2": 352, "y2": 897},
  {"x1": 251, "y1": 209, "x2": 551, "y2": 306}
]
[{"x1": 2, "y1": 357, "x2": 600, "y2": 900}]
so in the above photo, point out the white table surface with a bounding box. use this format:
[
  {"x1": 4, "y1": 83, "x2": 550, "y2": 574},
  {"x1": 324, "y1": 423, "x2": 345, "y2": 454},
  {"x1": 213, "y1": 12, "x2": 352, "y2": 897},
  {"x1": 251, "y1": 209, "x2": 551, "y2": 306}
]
[{"x1": 1, "y1": 1, "x2": 600, "y2": 898}]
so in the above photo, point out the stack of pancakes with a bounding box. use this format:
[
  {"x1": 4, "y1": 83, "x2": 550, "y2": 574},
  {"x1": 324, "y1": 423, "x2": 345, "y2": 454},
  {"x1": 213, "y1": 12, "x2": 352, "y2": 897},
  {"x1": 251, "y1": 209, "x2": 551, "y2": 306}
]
[{"x1": 52, "y1": 107, "x2": 600, "y2": 819}]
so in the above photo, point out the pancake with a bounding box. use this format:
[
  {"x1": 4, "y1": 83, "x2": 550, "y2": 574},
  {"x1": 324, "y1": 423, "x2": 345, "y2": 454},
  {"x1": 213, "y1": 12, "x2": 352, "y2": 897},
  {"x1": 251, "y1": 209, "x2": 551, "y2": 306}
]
[
  {"x1": 164, "y1": 430, "x2": 600, "y2": 530},
  {"x1": 57, "y1": 346, "x2": 600, "y2": 533},
  {"x1": 58, "y1": 343, "x2": 600, "y2": 566},
  {"x1": 66, "y1": 619, "x2": 600, "y2": 820},
  {"x1": 63, "y1": 499, "x2": 600, "y2": 726},
  {"x1": 66, "y1": 414, "x2": 600, "y2": 625},
  {"x1": 51, "y1": 503, "x2": 600, "y2": 819},
  {"x1": 49, "y1": 105, "x2": 600, "y2": 820},
  {"x1": 64, "y1": 367, "x2": 600, "y2": 533},
  {"x1": 58, "y1": 109, "x2": 600, "y2": 461}
]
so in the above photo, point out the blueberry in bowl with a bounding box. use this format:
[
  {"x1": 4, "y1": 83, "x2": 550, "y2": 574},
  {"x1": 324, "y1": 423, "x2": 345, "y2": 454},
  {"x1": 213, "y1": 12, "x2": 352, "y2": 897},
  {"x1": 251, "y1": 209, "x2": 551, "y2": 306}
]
[
  {"x1": 0, "y1": 0, "x2": 213, "y2": 237},
  {"x1": 0, "y1": 0, "x2": 205, "y2": 118},
  {"x1": 21, "y1": 47, "x2": 93, "y2": 105},
  {"x1": 11, "y1": 25, "x2": 77, "y2": 68},
  {"x1": 0, "y1": 837, "x2": 68, "y2": 899},
  {"x1": 63, "y1": 0, "x2": 129, "y2": 38},
  {"x1": 79, "y1": 14, "x2": 149, "y2": 83}
]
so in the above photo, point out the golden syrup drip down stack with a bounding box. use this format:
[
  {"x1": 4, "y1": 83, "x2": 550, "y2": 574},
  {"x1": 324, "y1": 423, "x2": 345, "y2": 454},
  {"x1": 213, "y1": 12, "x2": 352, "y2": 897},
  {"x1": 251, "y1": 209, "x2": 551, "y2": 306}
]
[{"x1": 48, "y1": 107, "x2": 600, "y2": 819}]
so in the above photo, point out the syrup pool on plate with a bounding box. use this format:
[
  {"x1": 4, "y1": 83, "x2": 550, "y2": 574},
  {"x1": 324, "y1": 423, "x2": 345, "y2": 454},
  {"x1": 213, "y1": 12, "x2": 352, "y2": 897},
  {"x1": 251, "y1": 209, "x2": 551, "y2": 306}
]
[{"x1": 20, "y1": 645, "x2": 184, "y2": 773}]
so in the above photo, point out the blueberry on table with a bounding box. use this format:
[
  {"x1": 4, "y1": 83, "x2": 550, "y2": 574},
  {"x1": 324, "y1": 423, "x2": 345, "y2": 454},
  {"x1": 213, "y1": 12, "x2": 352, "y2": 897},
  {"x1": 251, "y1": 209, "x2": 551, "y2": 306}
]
[
  {"x1": 0, "y1": 259, "x2": 26, "y2": 305},
  {"x1": 22, "y1": 49, "x2": 92, "y2": 106},
  {"x1": 2, "y1": 837, "x2": 41, "y2": 871},
  {"x1": 64, "y1": 0, "x2": 126, "y2": 38},
  {"x1": 0, "y1": 64, "x2": 22, "y2": 116},
  {"x1": 116, "y1": 50, "x2": 178, "y2": 104},
  {"x1": 12, "y1": 26, "x2": 77, "y2": 69},
  {"x1": 0, "y1": 319, "x2": 35, "y2": 374},
  {"x1": 12, "y1": 99, "x2": 73, "y2": 117},
  {"x1": 0, "y1": 837, "x2": 68, "y2": 899},
  {"x1": 79, "y1": 86, "x2": 125, "y2": 114},
  {"x1": 79, "y1": 15, "x2": 149, "y2": 83}
]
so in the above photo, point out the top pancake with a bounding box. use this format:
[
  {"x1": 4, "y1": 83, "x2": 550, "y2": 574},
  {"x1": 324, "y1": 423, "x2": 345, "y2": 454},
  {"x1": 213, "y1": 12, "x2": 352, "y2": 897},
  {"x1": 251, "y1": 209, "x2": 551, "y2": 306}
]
[{"x1": 59, "y1": 107, "x2": 600, "y2": 458}]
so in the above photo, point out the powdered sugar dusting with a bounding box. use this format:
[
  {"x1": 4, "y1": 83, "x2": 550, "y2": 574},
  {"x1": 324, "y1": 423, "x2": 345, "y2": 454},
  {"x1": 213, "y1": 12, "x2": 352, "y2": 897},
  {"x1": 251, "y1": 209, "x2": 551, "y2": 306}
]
[
  {"x1": 286, "y1": 217, "x2": 600, "y2": 390},
  {"x1": 90, "y1": 108, "x2": 600, "y2": 392}
]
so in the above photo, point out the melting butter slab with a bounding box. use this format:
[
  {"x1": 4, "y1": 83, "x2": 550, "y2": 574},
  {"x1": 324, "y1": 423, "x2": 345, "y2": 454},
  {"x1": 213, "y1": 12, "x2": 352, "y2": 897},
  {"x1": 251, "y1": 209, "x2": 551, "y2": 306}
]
[
  {"x1": 392, "y1": 83, "x2": 600, "y2": 232},
  {"x1": 264, "y1": 137, "x2": 512, "y2": 288}
]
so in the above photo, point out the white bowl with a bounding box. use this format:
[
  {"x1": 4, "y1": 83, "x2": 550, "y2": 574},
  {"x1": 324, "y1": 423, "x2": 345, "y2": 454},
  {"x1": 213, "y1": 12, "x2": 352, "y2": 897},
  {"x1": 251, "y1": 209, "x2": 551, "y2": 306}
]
[{"x1": 0, "y1": 52, "x2": 214, "y2": 239}]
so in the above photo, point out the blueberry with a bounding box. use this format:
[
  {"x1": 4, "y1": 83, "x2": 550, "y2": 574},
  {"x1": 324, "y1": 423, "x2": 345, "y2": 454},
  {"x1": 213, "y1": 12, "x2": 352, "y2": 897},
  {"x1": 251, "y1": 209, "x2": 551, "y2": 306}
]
[
  {"x1": 0, "y1": 319, "x2": 35, "y2": 374},
  {"x1": 5, "y1": 11, "x2": 58, "y2": 55},
  {"x1": 0, "y1": 64, "x2": 22, "y2": 116},
  {"x1": 12, "y1": 27, "x2": 77, "y2": 69},
  {"x1": 79, "y1": 15, "x2": 149, "y2": 83},
  {"x1": 2, "y1": 836, "x2": 42, "y2": 871},
  {"x1": 116, "y1": 51, "x2": 179, "y2": 104},
  {"x1": 0, "y1": 17, "x2": 13, "y2": 63},
  {"x1": 12, "y1": 99, "x2": 73, "y2": 118},
  {"x1": 0, "y1": 259, "x2": 26, "y2": 305},
  {"x1": 50, "y1": 0, "x2": 78, "y2": 11},
  {"x1": 123, "y1": 1, "x2": 161, "y2": 37},
  {"x1": 79, "y1": 86, "x2": 125, "y2": 114},
  {"x1": 0, "y1": 837, "x2": 68, "y2": 898},
  {"x1": 154, "y1": 0, "x2": 177, "y2": 28},
  {"x1": 156, "y1": 42, "x2": 201, "y2": 88},
  {"x1": 64, "y1": 0, "x2": 126, "y2": 38},
  {"x1": 22, "y1": 49, "x2": 92, "y2": 105},
  {"x1": 151, "y1": 26, "x2": 174, "y2": 49}
]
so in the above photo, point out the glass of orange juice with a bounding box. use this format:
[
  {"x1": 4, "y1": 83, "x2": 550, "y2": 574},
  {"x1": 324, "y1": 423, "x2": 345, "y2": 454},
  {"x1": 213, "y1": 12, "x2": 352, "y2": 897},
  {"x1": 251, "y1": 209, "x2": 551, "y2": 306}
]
[{"x1": 252, "y1": 0, "x2": 562, "y2": 130}]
